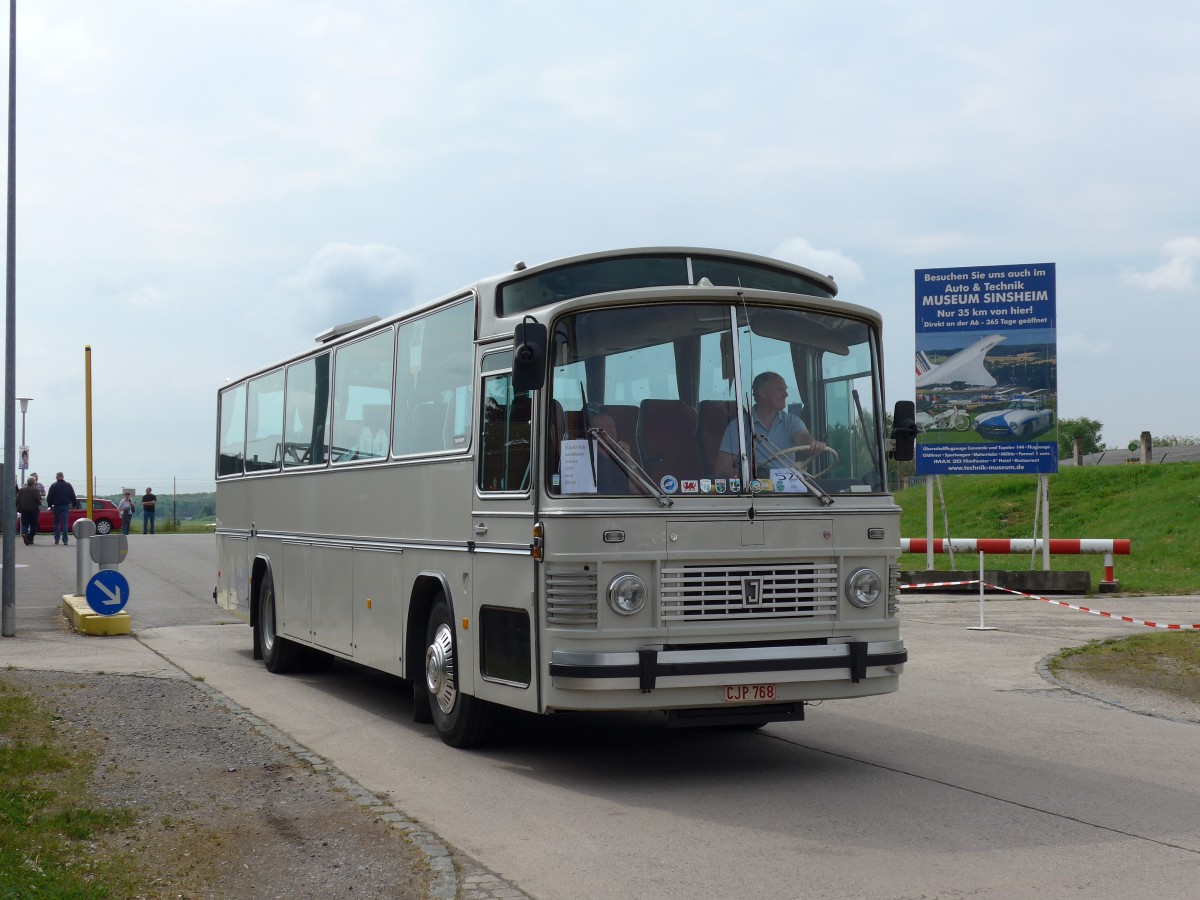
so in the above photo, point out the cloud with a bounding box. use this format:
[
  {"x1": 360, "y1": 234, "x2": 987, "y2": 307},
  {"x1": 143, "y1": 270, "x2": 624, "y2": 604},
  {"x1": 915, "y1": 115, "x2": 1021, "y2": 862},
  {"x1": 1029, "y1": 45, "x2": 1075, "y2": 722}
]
[
  {"x1": 283, "y1": 243, "x2": 420, "y2": 331},
  {"x1": 772, "y1": 238, "x2": 864, "y2": 287},
  {"x1": 128, "y1": 286, "x2": 165, "y2": 308},
  {"x1": 537, "y1": 59, "x2": 632, "y2": 123},
  {"x1": 1123, "y1": 237, "x2": 1200, "y2": 290},
  {"x1": 893, "y1": 232, "x2": 979, "y2": 257},
  {"x1": 1058, "y1": 331, "x2": 1112, "y2": 357}
]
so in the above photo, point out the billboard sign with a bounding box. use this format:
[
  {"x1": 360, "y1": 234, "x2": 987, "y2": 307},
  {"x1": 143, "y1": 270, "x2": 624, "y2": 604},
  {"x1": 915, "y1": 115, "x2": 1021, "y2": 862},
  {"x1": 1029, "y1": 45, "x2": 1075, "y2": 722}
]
[{"x1": 914, "y1": 263, "x2": 1057, "y2": 476}]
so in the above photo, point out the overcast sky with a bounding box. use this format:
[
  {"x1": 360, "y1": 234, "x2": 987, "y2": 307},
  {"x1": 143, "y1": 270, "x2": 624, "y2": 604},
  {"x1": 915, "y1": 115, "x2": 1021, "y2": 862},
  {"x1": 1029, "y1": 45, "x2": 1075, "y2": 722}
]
[{"x1": 5, "y1": 1, "x2": 1198, "y2": 493}]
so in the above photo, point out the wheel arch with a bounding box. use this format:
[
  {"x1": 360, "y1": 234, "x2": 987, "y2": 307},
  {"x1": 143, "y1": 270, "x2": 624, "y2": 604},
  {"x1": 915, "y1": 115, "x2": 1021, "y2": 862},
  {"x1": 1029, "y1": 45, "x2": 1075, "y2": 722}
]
[
  {"x1": 250, "y1": 554, "x2": 274, "y2": 631},
  {"x1": 405, "y1": 571, "x2": 455, "y2": 683}
]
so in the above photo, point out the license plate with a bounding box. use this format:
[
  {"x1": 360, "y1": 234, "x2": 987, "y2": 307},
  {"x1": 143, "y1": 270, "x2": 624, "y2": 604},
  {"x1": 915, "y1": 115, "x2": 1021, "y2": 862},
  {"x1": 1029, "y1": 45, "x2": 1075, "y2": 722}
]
[{"x1": 724, "y1": 683, "x2": 777, "y2": 703}]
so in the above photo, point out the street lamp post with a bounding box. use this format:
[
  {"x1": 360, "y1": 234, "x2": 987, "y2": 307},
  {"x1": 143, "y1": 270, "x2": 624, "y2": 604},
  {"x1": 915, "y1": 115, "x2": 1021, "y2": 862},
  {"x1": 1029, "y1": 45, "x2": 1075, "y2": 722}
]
[{"x1": 17, "y1": 395, "x2": 29, "y2": 483}]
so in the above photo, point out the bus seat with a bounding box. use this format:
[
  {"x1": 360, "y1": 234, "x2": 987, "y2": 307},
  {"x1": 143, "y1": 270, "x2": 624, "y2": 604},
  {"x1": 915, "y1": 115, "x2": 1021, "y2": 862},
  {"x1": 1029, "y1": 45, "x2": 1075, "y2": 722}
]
[
  {"x1": 562, "y1": 410, "x2": 588, "y2": 441},
  {"x1": 509, "y1": 395, "x2": 532, "y2": 426},
  {"x1": 697, "y1": 400, "x2": 738, "y2": 472},
  {"x1": 637, "y1": 400, "x2": 702, "y2": 482},
  {"x1": 357, "y1": 426, "x2": 376, "y2": 458},
  {"x1": 601, "y1": 405, "x2": 640, "y2": 464},
  {"x1": 506, "y1": 395, "x2": 533, "y2": 488}
]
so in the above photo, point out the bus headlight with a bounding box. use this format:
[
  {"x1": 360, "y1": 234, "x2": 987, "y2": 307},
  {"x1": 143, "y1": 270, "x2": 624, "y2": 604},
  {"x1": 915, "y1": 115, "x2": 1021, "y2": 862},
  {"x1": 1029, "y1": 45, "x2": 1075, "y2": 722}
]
[
  {"x1": 846, "y1": 568, "x2": 882, "y2": 608},
  {"x1": 607, "y1": 573, "x2": 647, "y2": 616}
]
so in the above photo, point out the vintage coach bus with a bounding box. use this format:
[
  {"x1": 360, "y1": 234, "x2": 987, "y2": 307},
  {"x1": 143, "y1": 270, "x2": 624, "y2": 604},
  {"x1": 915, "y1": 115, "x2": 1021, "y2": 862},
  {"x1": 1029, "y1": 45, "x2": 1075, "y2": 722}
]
[{"x1": 215, "y1": 247, "x2": 916, "y2": 746}]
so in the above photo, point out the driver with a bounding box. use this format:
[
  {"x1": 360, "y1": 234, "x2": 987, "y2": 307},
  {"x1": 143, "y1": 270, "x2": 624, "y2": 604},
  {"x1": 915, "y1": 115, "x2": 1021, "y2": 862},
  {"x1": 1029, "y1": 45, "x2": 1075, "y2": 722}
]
[{"x1": 715, "y1": 371, "x2": 827, "y2": 479}]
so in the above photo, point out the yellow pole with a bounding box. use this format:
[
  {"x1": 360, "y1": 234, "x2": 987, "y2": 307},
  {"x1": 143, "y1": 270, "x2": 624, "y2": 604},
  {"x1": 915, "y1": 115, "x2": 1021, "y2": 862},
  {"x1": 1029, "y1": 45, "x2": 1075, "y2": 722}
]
[{"x1": 85, "y1": 346, "x2": 93, "y2": 518}]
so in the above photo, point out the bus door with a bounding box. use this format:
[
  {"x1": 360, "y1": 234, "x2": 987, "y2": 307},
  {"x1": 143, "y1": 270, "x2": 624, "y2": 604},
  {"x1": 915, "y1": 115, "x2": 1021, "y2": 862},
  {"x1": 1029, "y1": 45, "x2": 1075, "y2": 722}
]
[{"x1": 468, "y1": 353, "x2": 540, "y2": 712}]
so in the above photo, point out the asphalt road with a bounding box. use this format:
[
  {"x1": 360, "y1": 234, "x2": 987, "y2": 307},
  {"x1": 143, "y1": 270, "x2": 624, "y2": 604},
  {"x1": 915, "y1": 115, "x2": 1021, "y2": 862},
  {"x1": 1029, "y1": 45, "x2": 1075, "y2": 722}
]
[{"x1": 4, "y1": 535, "x2": 1200, "y2": 898}]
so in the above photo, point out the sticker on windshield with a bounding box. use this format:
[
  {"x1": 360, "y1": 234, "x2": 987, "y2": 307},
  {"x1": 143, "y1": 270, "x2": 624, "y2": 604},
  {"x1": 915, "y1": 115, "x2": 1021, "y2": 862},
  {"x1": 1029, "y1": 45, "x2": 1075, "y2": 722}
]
[
  {"x1": 769, "y1": 469, "x2": 810, "y2": 494},
  {"x1": 659, "y1": 475, "x2": 678, "y2": 493}
]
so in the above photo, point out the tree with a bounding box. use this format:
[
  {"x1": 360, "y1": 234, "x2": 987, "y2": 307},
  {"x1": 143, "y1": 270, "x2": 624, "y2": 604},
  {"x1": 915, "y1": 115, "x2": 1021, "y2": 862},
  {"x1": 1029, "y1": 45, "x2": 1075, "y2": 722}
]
[
  {"x1": 1127, "y1": 433, "x2": 1200, "y2": 451},
  {"x1": 1057, "y1": 417, "x2": 1104, "y2": 459}
]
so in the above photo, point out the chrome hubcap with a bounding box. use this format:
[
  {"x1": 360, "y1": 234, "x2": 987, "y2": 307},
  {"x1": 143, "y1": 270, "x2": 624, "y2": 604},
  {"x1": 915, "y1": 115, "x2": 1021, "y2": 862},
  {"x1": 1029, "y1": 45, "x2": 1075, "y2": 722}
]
[
  {"x1": 261, "y1": 587, "x2": 275, "y2": 653},
  {"x1": 425, "y1": 623, "x2": 457, "y2": 715}
]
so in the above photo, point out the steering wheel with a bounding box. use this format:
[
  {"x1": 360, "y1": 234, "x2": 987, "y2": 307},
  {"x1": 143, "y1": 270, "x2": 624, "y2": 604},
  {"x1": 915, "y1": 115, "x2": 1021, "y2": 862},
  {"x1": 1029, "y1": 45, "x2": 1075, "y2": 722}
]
[{"x1": 759, "y1": 444, "x2": 839, "y2": 478}]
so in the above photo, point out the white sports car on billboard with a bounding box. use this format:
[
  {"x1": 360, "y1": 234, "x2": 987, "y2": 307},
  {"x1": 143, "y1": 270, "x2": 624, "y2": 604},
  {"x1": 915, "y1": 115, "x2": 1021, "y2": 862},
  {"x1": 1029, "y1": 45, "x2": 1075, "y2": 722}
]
[{"x1": 974, "y1": 398, "x2": 1054, "y2": 440}]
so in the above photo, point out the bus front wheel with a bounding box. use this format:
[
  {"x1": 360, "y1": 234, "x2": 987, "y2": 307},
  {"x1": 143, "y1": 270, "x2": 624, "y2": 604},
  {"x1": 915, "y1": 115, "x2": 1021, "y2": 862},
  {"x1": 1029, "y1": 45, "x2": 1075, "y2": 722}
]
[
  {"x1": 424, "y1": 596, "x2": 494, "y2": 748},
  {"x1": 258, "y1": 570, "x2": 304, "y2": 674}
]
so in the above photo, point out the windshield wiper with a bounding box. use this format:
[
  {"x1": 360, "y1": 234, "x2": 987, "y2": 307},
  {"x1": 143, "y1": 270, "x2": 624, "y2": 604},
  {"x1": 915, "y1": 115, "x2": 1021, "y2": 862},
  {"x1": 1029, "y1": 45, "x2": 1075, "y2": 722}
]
[
  {"x1": 587, "y1": 426, "x2": 673, "y2": 507},
  {"x1": 751, "y1": 434, "x2": 834, "y2": 506}
]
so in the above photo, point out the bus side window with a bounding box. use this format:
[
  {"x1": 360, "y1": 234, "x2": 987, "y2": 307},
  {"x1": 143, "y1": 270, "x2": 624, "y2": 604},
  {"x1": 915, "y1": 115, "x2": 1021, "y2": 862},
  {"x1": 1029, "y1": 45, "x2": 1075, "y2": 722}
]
[
  {"x1": 217, "y1": 382, "x2": 247, "y2": 476},
  {"x1": 479, "y1": 373, "x2": 531, "y2": 492}
]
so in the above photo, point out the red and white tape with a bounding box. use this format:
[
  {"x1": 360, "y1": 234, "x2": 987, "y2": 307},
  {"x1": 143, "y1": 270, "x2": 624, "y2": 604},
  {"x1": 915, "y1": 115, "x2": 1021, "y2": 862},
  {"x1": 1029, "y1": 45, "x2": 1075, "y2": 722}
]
[
  {"x1": 900, "y1": 579, "x2": 978, "y2": 589},
  {"x1": 900, "y1": 580, "x2": 1200, "y2": 630}
]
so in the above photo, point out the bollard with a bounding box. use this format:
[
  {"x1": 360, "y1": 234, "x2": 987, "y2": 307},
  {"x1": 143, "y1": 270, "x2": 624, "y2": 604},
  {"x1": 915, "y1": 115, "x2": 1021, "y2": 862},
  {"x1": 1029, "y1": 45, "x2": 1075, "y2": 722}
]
[
  {"x1": 968, "y1": 551, "x2": 997, "y2": 631},
  {"x1": 72, "y1": 518, "x2": 97, "y2": 596},
  {"x1": 1098, "y1": 551, "x2": 1120, "y2": 593}
]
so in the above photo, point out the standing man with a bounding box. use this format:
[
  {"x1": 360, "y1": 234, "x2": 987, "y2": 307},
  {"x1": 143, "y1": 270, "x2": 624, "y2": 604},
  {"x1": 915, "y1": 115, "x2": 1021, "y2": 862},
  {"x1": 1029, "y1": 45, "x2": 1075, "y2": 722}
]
[
  {"x1": 17, "y1": 476, "x2": 42, "y2": 545},
  {"x1": 46, "y1": 472, "x2": 78, "y2": 546},
  {"x1": 142, "y1": 487, "x2": 158, "y2": 534}
]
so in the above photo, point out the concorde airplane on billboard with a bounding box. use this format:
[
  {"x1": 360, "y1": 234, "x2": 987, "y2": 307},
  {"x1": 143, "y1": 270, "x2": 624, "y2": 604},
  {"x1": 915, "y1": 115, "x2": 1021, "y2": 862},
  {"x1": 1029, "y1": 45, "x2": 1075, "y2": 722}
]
[{"x1": 915, "y1": 334, "x2": 1006, "y2": 389}]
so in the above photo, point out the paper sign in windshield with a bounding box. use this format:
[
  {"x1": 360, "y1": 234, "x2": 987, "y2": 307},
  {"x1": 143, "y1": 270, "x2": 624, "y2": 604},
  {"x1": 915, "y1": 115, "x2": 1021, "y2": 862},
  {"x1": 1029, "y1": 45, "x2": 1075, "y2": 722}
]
[{"x1": 559, "y1": 439, "x2": 597, "y2": 493}]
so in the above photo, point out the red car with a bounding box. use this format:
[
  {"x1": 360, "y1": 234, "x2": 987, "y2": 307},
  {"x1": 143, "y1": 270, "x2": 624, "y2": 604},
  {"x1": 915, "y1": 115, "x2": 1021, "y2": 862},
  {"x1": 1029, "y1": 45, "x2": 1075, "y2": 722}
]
[{"x1": 34, "y1": 498, "x2": 123, "y2": 536}]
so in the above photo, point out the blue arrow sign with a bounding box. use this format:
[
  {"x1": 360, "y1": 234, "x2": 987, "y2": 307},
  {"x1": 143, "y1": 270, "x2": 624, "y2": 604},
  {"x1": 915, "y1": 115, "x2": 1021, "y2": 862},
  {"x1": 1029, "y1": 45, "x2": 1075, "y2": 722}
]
[{"x1": 86, "y1": 570, "x2": 130, "y2": 616}]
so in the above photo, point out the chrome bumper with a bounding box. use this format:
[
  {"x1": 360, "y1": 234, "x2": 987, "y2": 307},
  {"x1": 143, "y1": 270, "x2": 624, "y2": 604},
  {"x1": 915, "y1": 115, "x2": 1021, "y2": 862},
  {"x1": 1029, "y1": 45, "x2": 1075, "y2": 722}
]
[{"x1": 549, "y1": 639, "x2": 906, "y2": 691}]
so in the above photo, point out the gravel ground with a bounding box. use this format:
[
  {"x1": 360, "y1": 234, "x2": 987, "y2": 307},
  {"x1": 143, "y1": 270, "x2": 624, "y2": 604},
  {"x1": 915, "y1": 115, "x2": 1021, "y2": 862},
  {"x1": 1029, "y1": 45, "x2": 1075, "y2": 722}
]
[{"x1": 1, "y1": 669, "x2": 436, "y2": 900}]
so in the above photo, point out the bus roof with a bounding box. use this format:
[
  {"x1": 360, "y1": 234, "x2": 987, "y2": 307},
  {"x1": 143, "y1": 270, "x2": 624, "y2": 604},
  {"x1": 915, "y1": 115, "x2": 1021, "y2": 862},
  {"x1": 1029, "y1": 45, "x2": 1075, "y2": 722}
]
[{"x1": 235, "y1": 248, "x2": 851, "y2": 383}]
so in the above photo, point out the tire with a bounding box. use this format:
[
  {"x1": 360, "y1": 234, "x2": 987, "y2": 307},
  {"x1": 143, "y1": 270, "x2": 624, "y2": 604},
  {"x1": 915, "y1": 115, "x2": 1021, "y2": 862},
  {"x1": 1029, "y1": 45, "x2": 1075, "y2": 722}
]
[
  {"x1": 95, "y1": 519, "x2": 113, "y2": 535},
  {"x1": 259, "y1": 570, "x2": 304, "y2": 674},
  {"x1": 424, "y1": 595, "x2": 494, "y2": 748}
]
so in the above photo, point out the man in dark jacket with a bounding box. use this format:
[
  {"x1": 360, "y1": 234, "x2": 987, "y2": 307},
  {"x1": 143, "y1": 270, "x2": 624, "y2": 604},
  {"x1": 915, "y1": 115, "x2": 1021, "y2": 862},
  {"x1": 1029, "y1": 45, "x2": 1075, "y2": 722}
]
[
  {"x1": 17, "y1": 476, "x2": 42, "y2": 545},
  {"x1": 46, "y1": 472, "x2": 78, "y2": 546}
]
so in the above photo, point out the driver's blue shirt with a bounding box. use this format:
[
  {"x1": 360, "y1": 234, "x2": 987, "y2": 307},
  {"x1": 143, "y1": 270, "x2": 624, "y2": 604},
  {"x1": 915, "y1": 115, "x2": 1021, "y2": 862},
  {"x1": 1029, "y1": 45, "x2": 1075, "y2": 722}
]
[{"x1": 718, "y1": 407, "x2": 808, "y2": 465}]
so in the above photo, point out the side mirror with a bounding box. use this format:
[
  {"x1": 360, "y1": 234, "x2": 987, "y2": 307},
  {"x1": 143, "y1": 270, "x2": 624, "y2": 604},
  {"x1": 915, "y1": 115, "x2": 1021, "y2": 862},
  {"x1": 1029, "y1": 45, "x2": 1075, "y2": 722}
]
[
  {"x1": 512, "y1": 316, "x2": 547, "y2": 392},
  {"x1": 890, "y1": 400, "x2": 917, "y2": 462}
]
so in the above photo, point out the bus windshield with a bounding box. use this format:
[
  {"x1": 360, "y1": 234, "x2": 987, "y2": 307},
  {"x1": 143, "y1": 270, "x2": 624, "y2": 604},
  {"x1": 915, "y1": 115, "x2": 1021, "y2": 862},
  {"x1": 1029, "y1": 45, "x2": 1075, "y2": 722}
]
[{"x1": 547, "y1": 301, "x2": 884, "y2": 498}]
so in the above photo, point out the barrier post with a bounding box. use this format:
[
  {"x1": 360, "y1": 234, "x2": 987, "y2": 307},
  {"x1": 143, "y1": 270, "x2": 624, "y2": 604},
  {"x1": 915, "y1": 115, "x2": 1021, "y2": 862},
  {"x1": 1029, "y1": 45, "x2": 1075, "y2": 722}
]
[
  {"x1": 968, "y1": 550, "x2": 997, "y2": 631},
  {"x1": 1099, "y1": 551, "x2": 1120, "y2": 593}
]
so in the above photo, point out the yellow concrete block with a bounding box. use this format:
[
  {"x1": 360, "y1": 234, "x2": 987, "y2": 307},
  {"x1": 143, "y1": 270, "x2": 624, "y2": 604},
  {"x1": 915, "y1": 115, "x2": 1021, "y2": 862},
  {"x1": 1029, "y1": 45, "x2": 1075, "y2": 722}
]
[{"x1": 62, "y1": 594, "x2": 132, "y2": 636}]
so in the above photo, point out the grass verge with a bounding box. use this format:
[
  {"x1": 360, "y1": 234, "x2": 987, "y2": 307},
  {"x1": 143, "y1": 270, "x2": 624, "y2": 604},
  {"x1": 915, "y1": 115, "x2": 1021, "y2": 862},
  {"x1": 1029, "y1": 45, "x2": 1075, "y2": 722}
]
[
  {"x1": 0, "y1": 680, "x2": 141, "y2": 898},
  {"x1": 1049, "y1": 631, "x2": 1200, "y2": 704}
]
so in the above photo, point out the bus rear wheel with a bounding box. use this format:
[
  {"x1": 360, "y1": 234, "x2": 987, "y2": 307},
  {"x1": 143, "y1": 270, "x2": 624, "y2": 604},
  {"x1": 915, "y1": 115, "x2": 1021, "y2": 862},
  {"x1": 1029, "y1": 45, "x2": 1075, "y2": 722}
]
[
  {"x1": 258, "y1": 570, "x2": 304, "y2": 674},
  {"x1": 424, "y1": 596, "x2": 494, "y2": 748}
]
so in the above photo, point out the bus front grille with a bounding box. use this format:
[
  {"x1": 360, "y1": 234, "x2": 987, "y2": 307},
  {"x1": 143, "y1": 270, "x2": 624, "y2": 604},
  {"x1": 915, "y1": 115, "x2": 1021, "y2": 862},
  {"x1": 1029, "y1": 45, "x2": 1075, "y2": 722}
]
[
  {"x1": 545, "y1": 568, "x2": 599, "y2": 626},
  {"x1": 660, "y1": 561, "x2": 838, "y2": 622}
]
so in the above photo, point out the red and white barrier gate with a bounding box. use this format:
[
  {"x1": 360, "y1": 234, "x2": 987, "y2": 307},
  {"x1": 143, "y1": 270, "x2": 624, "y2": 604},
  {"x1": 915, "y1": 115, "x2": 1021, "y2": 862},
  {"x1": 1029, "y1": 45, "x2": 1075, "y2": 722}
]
[{"x1": 901, "y1": 538, "x2": 1130, "y2": 591}]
